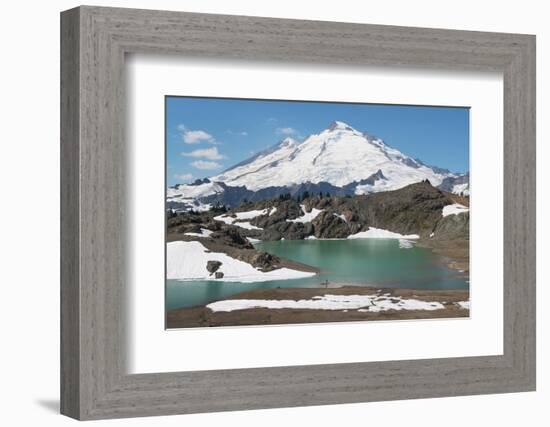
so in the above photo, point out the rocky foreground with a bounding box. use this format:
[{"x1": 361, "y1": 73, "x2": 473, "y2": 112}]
[{"x1": 167, "y1": 286, "x2": 470, "y2": 328}]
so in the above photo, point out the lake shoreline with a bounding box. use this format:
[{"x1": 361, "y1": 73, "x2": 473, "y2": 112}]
[
  {"x1": 417, "y1": 238, "x2": 469, "y2": 278},
  {"x1": 166, "y1": 286, "x2": 469, "y2": 329}
]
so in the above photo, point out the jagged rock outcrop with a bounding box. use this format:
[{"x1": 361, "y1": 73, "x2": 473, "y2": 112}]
[{"x1": 432, "y1": 211, "x2": 469, "y2": 240}]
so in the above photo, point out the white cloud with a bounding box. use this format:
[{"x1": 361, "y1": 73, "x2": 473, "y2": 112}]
[
  {"x1": 173, "y1": 173, "x2": 193, "y2": 182},
  {"x1": 227, "y1": 130, "x2": 248, "y2": 136},
  {"x1": 277, "y1": 127, "x2": 297, "y2": 135},
  {"x1": 181, "y1": 147, "x2": 225, "y2": 160},
  {"x1": 191, "y1": 160, "x2": 223, "y2": 170},
  {"x1": 177, "y1": 124, "x2": 215, "y2": 144}
]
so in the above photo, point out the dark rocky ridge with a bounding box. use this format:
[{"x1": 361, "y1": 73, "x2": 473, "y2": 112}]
[{"x1": 168, "y1": 181, "x2": 469, "y2": 242}]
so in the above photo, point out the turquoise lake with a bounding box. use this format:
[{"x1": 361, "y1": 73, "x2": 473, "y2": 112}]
[{"x1": 166, "y1": 239, "x2": 468, "y2": 310}]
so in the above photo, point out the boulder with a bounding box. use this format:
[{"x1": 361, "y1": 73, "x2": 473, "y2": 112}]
[
  {"x1": 214, "y1": 272, "x2": 224, "y2": 279},
  {"x1": 250, "y1": 251, "x2": 280, "y2": 271},
  {"x1": 206, "y1": 260, "x2": 222, "y2": 274}
]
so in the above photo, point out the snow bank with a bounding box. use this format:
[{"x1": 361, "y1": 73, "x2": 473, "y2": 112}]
[
  {"x1": 348, "y1": 227, "x2": 419, "y2": 240},
  {"x1": 442, "y1": 203, "x2": 469, "y2": 217},
  {"x1": 167, "y1": 241, "x2": 315, "y2": 282},
  {"x1": 288, "y1": 204, "x2": 323, "y2": 223},
  {"x1": 184, "y1": 228, "x2": 213, "y2": 238},
  {"x1": 246, "y1": 237, "x2": 261, "y2": 243},
  {"x1": 207, "y1": 293, "x2": 445, "y2": 312},
  {"x1": 305, "y1": 235, "x2": 317, "y2": 240}
]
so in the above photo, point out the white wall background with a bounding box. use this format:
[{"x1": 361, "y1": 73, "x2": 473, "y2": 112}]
[{"x1": 0, "y1": 0, "x2": 546, "y2": 425}]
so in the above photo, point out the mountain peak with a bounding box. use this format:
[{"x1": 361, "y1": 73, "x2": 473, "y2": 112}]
[
  {"x1": 328, "y1": 120, "x2": 356, "y2": 132},
  {"x1": 280, "y1": 137, "x2": 297, "y2": 147},
  {"x1": 211, "y1": 121, "x2": 462, "y2": 194}
]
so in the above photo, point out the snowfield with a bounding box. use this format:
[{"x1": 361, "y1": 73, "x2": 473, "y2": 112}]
[
  {"x1": 207, "y1": 293, "x2": 445, "y2": 312},
  {"x1": 167, "y1": 241, "x2": 315, "y2": 282},
  {"x1": 167, "y1": 181, "x2": 223, "y2": 202},
  {"x1": 348, "y1": 227, "x2": 420, "y2": 240},
  {"x1": 288, "y1": 204, "x2": 323, "y2": 223},
  {"x1": 211, "y1": 121, "x2": 452, "y2": 193},
  {"x1": 442, "y1": 203, "x2": 469, "y2": 217}
]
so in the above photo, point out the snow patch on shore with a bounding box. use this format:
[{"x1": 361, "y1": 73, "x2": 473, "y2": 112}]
[
  {"x1": 288, "y1": 204, "x2": 323, "y2": 223},
  {"x1": 207, "y1": 293, "x2": 445, "y2": 312},
  {"x1": 348, "y1": 227, "x2": 419, "y2": 240},
  {"x1": 442, "y1": 203, "x2": 469, "y2": 217},
  {"x1": 167, "y1": 241, "x2": 315, "y2": 282},
  {"x1": 456, "y1": 301, "x2": 470, "y2": 310}
]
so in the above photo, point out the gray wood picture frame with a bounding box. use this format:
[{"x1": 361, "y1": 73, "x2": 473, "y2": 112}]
[{"x1": 60, "y1": 5, "x2": 536, "y2": 421}]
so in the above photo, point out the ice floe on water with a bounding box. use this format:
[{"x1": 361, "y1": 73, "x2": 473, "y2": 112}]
[
  {"x1": 167, "y1": 241, "x2": 315, "y2": 282},
  {"x1": 347, "y1": 227, "x2": 419, "y2": 240},
  {"x1": 442, "y1": 203, "x2": 469, "y2": 217},
  {"x1": 207, "y1": 293, "x2": 445, "y2": 312},
  {"x1": 398, "y1": 239, "x2": 415, "y2": 249}
]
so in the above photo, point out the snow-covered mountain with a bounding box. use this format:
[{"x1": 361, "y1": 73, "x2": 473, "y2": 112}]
[{"x1": 168, "y1": 121, "x2": 468, "y2": 208}]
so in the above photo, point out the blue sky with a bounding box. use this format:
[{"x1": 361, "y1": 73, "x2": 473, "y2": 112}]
[{"x1": 166, "y1": 96, "x2": 469, "y2": 187}]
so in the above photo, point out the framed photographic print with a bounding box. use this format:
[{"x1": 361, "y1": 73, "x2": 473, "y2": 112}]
[
  {"x1": 61, "y1": 6, "x2": 536, "y2": 420},
  {"x1": 165, "y1": 97, "x2": 471, "y2": 329}
]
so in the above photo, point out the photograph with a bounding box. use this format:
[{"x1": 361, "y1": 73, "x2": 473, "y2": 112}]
[{"x1": 165, "y1": 97, "x2": 471, "y2": 328}]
